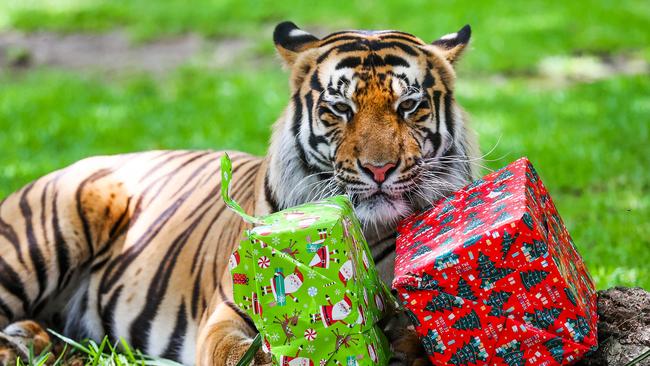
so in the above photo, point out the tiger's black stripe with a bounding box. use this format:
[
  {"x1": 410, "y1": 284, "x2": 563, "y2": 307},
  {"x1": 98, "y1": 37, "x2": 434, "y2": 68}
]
[
  {"x1": 75, "y1": 169, "x2": 115, "y2": 260},
  {"x1": 0, "y1": 216, "x2": 25, "y2": 265},
  {"x1": 223, "y1": 297, "x2": 257, "y2": 332},
  {"x1": 0, "y1": 256, "x2": 30, "y2": 314},
  {"x1": 161, "y1": 301, "x2": 188, "y2": 360},
  {"x1": 101, "y1": 284, "x2": 123, "y2": 341},
  {"x1": 19, "y1": 183, "x2": 48, "y2": 305},
  {"x1": 264, "y1": 173, "x2": 280, "y2": 213},
  {"x1": 291, "y1": 92, "x2": 319, "y2": 175},
  {"x1": 129, "y1": 198, "x2": 209, "y2": 350},
  {"x1": 444, "y1": 92, "x2": 455, "y2": 139}
]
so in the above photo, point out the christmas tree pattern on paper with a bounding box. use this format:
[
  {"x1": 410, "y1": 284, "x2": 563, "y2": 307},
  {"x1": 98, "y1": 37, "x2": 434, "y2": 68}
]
[
  {"x1": 449, "y1": 337, "x2": 488, "y2": 365},
  {"x1": 522, "y1": 239, "x2": 548, "y2": 261},
  {"x1": 520, "y1": 269, "x2": 549, "y2": 291},
  {"x1": 424, "y1": 291, "x2": 463, "y2": 313},
  {"x1": 411, "y1": 244, "x2": 432, "y2": 259},
  {"x1": 418, "y1": 273, "x2": 440, "y2": 291},
  {"x1": 486, "y1": 291, "x2": 512, "y2": 317},
  {"x1": 566, "y1": 315, "x2": 591, "y2": 343},
  {"x1": 495, "y1": 340, "x2": 525, "y2": 366},
  {"x1": 523, "y1": 307, "x2": 562, "y2": 329},
  {"x1": 434, "y1": 252, "x2": 460, "y2": 270},
  {"x1": 477, "y1": 253, "x2": 513, "y2": 290},
  {"x1": 452, "y1": 310, "x2": 481, "y2": 331},
  {"x1": 421, "y1": 329, "x2": 446, "y2": 355},
  {"x1": 455, "y1": 278, "x2": 477, "y2": 301},
  {"x1": 544, "y1": 337, "x2": 564, "y2": 363},
  {"x1": 500, "y1": 231, "x2": 519, "y2": 259},
  {"x1": 564, "y1": 286, "x2": 578, "y2": 306}
]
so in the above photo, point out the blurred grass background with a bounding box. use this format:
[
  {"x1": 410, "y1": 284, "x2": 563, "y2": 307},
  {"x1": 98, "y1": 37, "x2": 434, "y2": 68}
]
[{"x1": 0, "y1": 0, "x2": 649, "y2": 290}]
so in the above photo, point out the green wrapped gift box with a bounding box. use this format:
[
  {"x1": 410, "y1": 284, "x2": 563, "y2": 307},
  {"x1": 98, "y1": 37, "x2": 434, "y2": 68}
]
[{"x1": 221, "y1": 154, "x2": 394, "y2": 366}]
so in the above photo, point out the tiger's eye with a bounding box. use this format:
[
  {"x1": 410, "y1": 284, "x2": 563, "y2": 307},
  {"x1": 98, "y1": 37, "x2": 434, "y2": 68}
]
[
  {"x1": 334, "y1": 103, "x2": 351, "y2": 113},
  {"x1": 399, "y1": 99, "x2": 416, "y2": 112}
]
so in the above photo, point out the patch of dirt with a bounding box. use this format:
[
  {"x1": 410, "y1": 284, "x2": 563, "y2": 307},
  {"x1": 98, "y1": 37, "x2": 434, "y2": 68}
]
[
  {"x1": 0, "y1": 30, "x2": 257, "y2": 73},
  {"x1": 577, "y1": 287, "x2": 650, "y2": 366},
  {"x1": 1, "y1": 30, "x2": 648, "y2": 88},
  {"x1": 537, "y1": 53, "x2": 649, "y2": 84}
]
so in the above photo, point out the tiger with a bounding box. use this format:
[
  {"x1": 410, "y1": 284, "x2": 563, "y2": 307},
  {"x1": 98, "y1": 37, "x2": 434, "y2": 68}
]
[{"x1": 0, "y1": 21, "x2": 478, "y2": 366}]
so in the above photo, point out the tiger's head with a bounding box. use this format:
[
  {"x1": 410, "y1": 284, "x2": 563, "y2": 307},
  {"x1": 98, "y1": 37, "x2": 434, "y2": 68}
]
[{"x1": 266, "y1": 22, "x2": 479, "y2": 234}]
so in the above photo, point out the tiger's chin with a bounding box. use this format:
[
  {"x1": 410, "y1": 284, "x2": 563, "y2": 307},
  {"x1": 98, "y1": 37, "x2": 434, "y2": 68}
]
[{"x1": 352, "y1": 192, "x2": 413, "y2": 232}]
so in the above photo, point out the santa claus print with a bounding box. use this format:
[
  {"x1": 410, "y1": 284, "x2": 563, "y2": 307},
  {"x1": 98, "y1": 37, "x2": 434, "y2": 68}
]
[
  {"x1": 251, "y1": 237, "x2": 269, "y2": 248},
  {"x1": 361, "y1": 251, "x2": 370, "y2": 272},
  {"x1": 298, "y1": 216, "x2": 319, "y2": 229},
  {"x1": 306, "y1": 233, "x2": 327, "y2": 253},
  {"x1": 355, "y1": 305, "x2": 366, "y2": 326},
  {"x1": 342, "y1": 217, "x2": 353, "y2": 238},
  {"x1": 241, "y1": 292, "x2": 263, "y2": 316},
  {"x1": 284, "y1": 211, "x2": 305, "y2": 221},
  {"x1": 228, "y1": 251, "x2": 240, "y2": 270},
  {"x1": 280, "y1": 345, "x2": 314, "y2": 366},
  {"x1": 309, "y1": 246, "x2": 341, "y2": 269},
  {"x1": 310, "y1": 295, "x2": 354, "y2": 328},
  {"x1": 261, "y1": 267, "x2": 304, "y2": 305},
  {"x1": 338, "y1": 259, "x2": 356, "y2": 286},
  {"x1": 374, "y1": 293, "x2": 385, "y2": 312},
  {"x1": 367, "y1": 343, "x2": 378, "y2": 363}
]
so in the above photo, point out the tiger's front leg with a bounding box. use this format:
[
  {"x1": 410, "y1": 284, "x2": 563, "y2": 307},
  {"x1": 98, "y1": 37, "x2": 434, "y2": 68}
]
[{"x1": 196, "y1": 302, "x2": 271, "y2": 366}]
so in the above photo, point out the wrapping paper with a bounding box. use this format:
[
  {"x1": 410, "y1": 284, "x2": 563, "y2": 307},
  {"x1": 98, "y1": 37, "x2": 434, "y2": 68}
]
[{"x1": 392, "y1": 157, "x2": 598, "y2": 365}]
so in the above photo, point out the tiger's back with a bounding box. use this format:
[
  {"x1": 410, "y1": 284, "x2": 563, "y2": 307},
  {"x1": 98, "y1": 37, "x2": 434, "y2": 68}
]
[{"x1": 0, "y1": 150, "x2": 262, "y2": 364}]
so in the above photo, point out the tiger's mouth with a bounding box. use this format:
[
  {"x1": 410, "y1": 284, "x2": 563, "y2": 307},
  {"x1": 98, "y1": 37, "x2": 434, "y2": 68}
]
[{"x1": 348, "y1": 185, "x2": 415, "y2": 229}]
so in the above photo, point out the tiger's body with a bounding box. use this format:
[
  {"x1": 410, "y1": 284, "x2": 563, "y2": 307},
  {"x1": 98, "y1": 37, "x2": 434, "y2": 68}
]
[{"x1": 0, "y1": 22, "x2": 479, "y2": 366}]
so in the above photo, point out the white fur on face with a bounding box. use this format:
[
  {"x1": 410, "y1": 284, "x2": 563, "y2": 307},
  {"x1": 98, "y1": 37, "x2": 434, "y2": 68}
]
[{"x1": 354, "y1": 194, "x2": 412, "y2": 229}]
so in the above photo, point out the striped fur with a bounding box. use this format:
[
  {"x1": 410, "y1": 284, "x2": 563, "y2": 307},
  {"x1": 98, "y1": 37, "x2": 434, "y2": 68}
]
[{"x1": 0, "y1": 22, "x2": 479, "y2": 366}]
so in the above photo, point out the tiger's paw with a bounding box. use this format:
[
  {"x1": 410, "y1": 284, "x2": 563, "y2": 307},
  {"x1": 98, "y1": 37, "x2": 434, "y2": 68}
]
[
  {"x1": 226, "y1": 338, "x2": 272, "y2": 366},
  {"x1": 0, "y1": 321, "x2": 51, "y2": 366}
]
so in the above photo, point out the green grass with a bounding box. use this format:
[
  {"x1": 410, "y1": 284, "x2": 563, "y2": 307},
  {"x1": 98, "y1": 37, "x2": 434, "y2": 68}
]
[
  {"x1": 1, "y1": 0, "x2": 649, "y2": 73},
  {"x1": 0, "y1": 67, "x2": 286, "y2": 189},
  {"x1": 14, "y1": 329, "x2": 183, "y2": 366}
]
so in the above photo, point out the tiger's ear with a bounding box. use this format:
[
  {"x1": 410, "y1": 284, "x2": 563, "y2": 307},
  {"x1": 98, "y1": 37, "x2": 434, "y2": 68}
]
[
  {"x1": 274, "y1": 21, "x2": 320, "y2": 66},
  {"x1": 431, "y1": 24, "x2": 471, "y2": 64}
]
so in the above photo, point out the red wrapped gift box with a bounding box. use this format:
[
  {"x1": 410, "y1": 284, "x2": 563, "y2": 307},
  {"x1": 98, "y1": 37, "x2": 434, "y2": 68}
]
[{"x1": 392, "y1": 157, "x2": 598, "y2": 365}]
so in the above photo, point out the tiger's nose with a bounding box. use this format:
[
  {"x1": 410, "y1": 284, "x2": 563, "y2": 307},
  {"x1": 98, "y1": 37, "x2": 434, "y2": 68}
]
[{"x1": 360, "y1": 161, "x2": 397, "y2": 183}]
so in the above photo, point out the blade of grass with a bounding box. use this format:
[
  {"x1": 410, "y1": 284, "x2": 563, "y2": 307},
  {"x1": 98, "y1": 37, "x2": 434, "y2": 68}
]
[
  {"x1": 91, "y1": 336, "x2": 109, "y2": 366},
  {"x1": 47, "y1": 328, "x2": 91, "y2": 354},
  {"x1": 120, "y1": 336, "x2": 137, "y2": 362},
  {"x1": 143, "y1": 357, "x2": 185, "y2": 366},
  {"x1": 52, "y1": 344, "x2": 69, "y2": 366},
  {"x1": 235, "y1": 333, "x2": 262, "y2": 366},
  {"x1": 625, "y1": 348, "x2": 650, "y2": 366}
]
